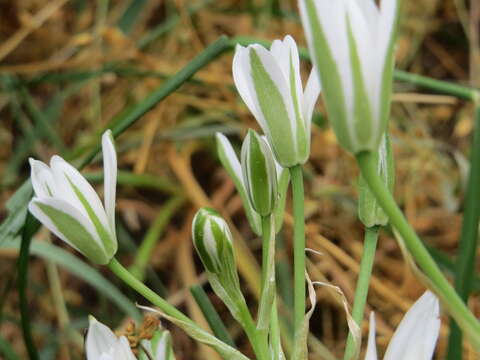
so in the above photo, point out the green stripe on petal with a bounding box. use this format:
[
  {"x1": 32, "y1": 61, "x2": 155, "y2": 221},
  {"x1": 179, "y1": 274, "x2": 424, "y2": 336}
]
[
  {"x1": 249, "y1": 49, "x2": 298, "y2": 167},
  {"x1": 346, "y1": 18, "x2": 375, "y2": 149},
  {"x1": 66, "y1": 175, "x2": 116, "y2": 258},
  {"x1": 289, "y1": 55, "x2": 309, "y2": 163},
  {"x1": 303, "y1": 0, "x2": 355, "y2": 153},
  {"x1": 35, "y1": 202, "x2": 109, "y2": 264}
]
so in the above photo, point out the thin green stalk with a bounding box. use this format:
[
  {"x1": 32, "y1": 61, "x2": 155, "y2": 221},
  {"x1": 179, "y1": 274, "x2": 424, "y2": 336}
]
[
  {"x1": 343, "y1": 226, "x2": 379, "y2": 360},
  {"x1": 356, "y1": 151, "x2": 480, "y2": 351},
  {"x1": 447, "y1": 103, "x2": 480, "y2": 359},
  {"x1": 261, "y1": 215, "x2": 273, "y2": 285},
  {"x1": 17, "y1": 212, "x2": 40, "y2": 360},
  {"x1": 289, "y1": 165, "x2": 306, "y2": 347},
  {"x1": 108, "y1": 258, "x2": 253, "y2": 359},
  {"x1": 190, "y1": 285, "x2": 235, "y2": 347},
  {"x1": 129, "y1": 196, "x2": 185, "y2": 280}
]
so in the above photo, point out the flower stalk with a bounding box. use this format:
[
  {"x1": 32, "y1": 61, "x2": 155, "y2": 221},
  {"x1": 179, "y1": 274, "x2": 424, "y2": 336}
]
[{"x1": 356, "y1": 150, "x2": 480, "y2": 351}]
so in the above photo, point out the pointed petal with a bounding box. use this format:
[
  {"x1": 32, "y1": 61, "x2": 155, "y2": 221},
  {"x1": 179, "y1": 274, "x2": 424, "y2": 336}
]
[
  {"x1": 250, "y1": 44, "x2": 297, "y2": 135},
  {"x1": 29, "y1": 198, "x2": 109, "y2": 264},
  {"x1": 29, "y1": 158, "x2": 55, "y2": 198},
  {"x1": 102, "y1": 130, "x2": 117, "y2": 238},
  {"x1": 114, "y1": 336, "x2": 137, "y2": 360},
  {"x1": 365, "y1": 312, "x2": 378, "y2": 360},
  {"x1": 86, "y1": 316, "x2": 117, "y2": 360},
  {"x1": 302, "y1": 66, "x2": 322, "y2": 135},
  {"x1": 216, "y1": 133, "x2": 261, "y2": 235},
  {"x1": 384, "y1": 291, "x2": 440, "y2": 360},
  {"x1": 232, "y1": 45, "x2": 264, "y2": 123}
]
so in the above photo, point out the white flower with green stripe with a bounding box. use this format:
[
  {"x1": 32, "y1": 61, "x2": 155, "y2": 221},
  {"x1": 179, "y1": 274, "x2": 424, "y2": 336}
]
[
  {"x1": 299, "y1": 0, "x2": 399, "y2": 154},
  {"x1": 233, "y1": 35, "x2": 321, "y2": 167},
  {"x1": 28, "y1": 130, "x2": 118, "y2": 265}
]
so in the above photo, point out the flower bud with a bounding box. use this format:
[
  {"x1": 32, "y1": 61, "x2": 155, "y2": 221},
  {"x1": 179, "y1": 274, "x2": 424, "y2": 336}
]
[
  {"x1": 358, "y1": 134, "x2": 395, "y2": 227},
  {"x1": 241, "y1": 129, "x2": 278, "y2": 216},
  {"x1": 299, "y1": 0, "x2": 399, "y2": 154},
  {"x1": 233, "y1": 35, "x2": 321, "y2": 167},
  {"x1": 192, "y1": 208, "x2": 234, "y2": 274}
]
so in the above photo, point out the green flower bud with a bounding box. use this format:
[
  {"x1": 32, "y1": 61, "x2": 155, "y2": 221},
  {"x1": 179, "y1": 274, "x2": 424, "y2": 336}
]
[
  {"x1": 241, "y1": 130, "x2": 278, "y2": 216},
  {"x1": 358, "y1": 134, "x2": 395, "y2": 227},
  {"x1": 192, "y1": 208, "x2": 234, "y2": 274}
]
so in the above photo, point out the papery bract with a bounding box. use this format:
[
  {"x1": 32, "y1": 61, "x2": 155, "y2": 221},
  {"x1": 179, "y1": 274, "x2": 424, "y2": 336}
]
[{"x1": 28, "y1": 130, "x2": 117, "y2": 264}]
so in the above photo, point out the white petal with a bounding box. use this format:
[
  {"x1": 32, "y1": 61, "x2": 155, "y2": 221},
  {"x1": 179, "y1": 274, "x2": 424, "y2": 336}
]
[
  {"x1": 302, "y1": 66, "x2": 322, "y2": 136},
  {"x1": 28, "y1": 197, "x2": 103, "y2": 252},
  {"x1": 232, "y1": 45, "x2": 264, "y2": 123},
  {"x1": 346, "y1": 0, "x2": 376, "y2": 97},
  {"x1": 114, "y1": 336, "x2": 137, "y2": 360},
  {"x1": 250, "y1": 44, "x2": 297, "y2": 137},
  {"x1": 365, "y1": 312, "x2": 378, "y2": 360},
  {"x1": 312, "y1": 0, "x2": 356, "y2": 146},
  {"x1": 216, "y1": 133, "x2": 244, "y2": 186},
  {"x1": 270, "y1": 35, "x2": 303, "y2": 111},
  {"x1": 29, "y1": 158, "x2": 55, "y2": 198},
  {"x1": 357, "y1": 0, "x2": 380, "y2": 35},
  {"x1": 50, "y1": 155, "x2": 111, "y2": 237},
  {"x1": 384, "y1": 291, "x2": 440, "y2": 360},
  {"x1": 86, "y1": 316, "x2": 118, "y2": 360},
  {"x1": 102, "y1": 130, "x2": 117, "y2": 237}
]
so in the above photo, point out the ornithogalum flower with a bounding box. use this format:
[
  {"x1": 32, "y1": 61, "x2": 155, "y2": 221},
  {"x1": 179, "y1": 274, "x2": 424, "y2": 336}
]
[
  {"x1": 233, "y1": 35, "x2": 321, "y2": 167},
  {"x1": 365, "y1": 291, "x2": 440, "y2": 360},
  {"x1": 28, "y1": 130, "x2": 118, "y2": 265},
  {"x1": 85, "y1": 316, "x2": 136, "y2": 360},
  {"x1": 192, "y1": 208, "x2": 235, "y2": 275},
  {"x1": 241, "y1": 129, "x2": 278, "y2": 217},
  {"x1": 216, "y1": 132, "x2": 290, "y2": 235},
  {"x1": 299, "y1": 0, "x2": 399, "y2": 154}
]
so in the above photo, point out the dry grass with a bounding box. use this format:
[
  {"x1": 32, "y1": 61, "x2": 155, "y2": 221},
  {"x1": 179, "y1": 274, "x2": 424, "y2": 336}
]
[{"x1": 0, "y1": 0, "x2": 478, "y2": 359}]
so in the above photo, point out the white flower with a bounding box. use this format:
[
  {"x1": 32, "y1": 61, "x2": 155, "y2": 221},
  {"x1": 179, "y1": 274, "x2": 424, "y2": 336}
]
[
  {"x1": 233, "y1": 35, "x2": 321, "y2": 167},
  {"x1": 85, "y1": 316, "x2": 136, "y2": 360},
  {"x1": 365, "y1": 291, "x2": 441, "y2": 360},
  {"x1": 140, "y1": 330, "x2": 176, "y2": 360},
  {"x1": 299, "y1": 0, "x2": 399, "y2": 154},
  {"x1": 28, "y1": 130, "x2": 117, "y2": 264}
]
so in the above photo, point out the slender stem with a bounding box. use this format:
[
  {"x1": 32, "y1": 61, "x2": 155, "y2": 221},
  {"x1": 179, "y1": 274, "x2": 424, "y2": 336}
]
[
  {"x1": 17, "y1": 213, "x2": 40, "y2": 360},
  {"x1": 356, "y1": 151, "x2": 480, "y2": 351},
  {"x1": 261, "y1": 215, "x2": 272, "y2": 286},
  {"x1": 343, "y1": 226, "x2": 379, "y2": 360},
  {"x1": 289, "y1": 165, "x2": 306, "y2": 344},
  {"x1": 108, "y1": 258, "x2": 195, "y2": 324},
  {"x1": 447, "y1": 104, "x2": 480, "y2": 359}
]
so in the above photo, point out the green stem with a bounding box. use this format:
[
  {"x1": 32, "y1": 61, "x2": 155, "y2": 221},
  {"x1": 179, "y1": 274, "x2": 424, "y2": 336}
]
[
  {"x1": 447, "y1": 104, "x2": 480, "y2": 359},
  {"x1": 108, "y1": 258, "x2": 194, "y2": 324},
  {"x1": 356, "y1": 151, "x2": 480, "y2": 351},
  {"x1": 343, "y1": 226, "x2": 379, "y2": 360},
  {"x1": 289, "y1": 165, "x2": 306, "y2": 346},
  {"x1": 261, "y1": 215, "x2": 272, "y2": 286}
]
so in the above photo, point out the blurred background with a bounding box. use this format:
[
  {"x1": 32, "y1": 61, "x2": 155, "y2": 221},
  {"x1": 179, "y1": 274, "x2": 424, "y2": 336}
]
[{"x1": 0, "y1": 0, "x2": 479, "y2": 359}]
